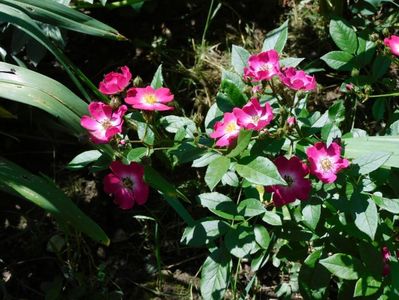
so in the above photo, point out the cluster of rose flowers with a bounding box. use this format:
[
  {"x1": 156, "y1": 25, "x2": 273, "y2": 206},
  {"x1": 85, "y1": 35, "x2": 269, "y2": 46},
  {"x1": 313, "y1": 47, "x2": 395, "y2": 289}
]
[
  {"x1": 78, "y1": 49, "x2": 352, "y2": 210},
  {"x1": 80, "y1": 32, "x2": 399, "y2": 211},
  {"x1": 210, "y1": 49, "x2": 349, "y2": 206},
  {"x1": 80, "y1": 66, "x2": 174, "y2": 209}
]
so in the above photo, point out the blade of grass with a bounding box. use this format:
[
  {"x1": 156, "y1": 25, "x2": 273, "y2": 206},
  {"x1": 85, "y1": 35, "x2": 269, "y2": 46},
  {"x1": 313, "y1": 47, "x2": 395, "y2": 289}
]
[
  {"x1": 0, "y1": 156, "x2": 110, "y2": 245},
  {"x1": 0, "y1": 0, "x2": 127, "y2": 40},
  {"x1": 0, "y1": 4, "x2": 107, "y2": 102}
]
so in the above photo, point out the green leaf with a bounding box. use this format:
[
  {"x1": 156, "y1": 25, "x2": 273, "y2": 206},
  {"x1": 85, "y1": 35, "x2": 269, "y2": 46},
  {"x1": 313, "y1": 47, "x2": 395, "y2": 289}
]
[
  {"x1": 299, "y1": 249, "x2": 330, "y2": 300},
  {"x1": 181, "y1": 219, "x2": 230, "y2": 246},
  {"x1": 0, "y1": 157, "x2": 109, "y2": 245},
  {"x1": 329, "y1": 19, "x2": 358, "y2": 54},
  {"x1": 372, "y1": 98, "x2": 385, "y2": 121},
  {"x1": 354, "y1": 276, "x2": 381, "y2": 297},
  {"x1": 280, "y1": 57, "x2": 305, "y2": 68},
  {"x1": 0, "y1": 0, "x2": 126, "y2": 40},
  {"x1": 132, "y1": 115, "x2": 155, "y2": 145},
  {"x1": 355, "y1": 37, "x2": 376, "y2": 68},
  {"x1": 221, "y1": 170, "x2": 239, "y2": 187},
  {"x1": 302, "y1": 204, "x2": 321, "y2": 231},
  {"x1": 231, "y1": 45, "x2": 250, "y2": 75},
  {"x1": 370, "y1": 194, "x2": 399, "y2": 214},
  {"x1": 262, "y1": 19, "x2": 289, "y2": 53},
  {"x1": 352, "y1": 152, "x2": 391, "y2": 175},
  {"x1": 321, "y1": 51, "x2": 354, "y2": 71},
  {"x1": 344, "y1": 136, "x2": 399, "y2": 169},
  {"x1": 226, "y1": 130, "x2": 252, "y2": 158},
  {"x1": 237, "y1": 198, "x2": 266, "y2": 217},
  {"x1": 88, "y1": 152, "x2": 112, "y2": 173},
  {"x1": 225, "y1": 224, "x2": 258, "y2": 258},
  {"x1": 372, "y1": 55, "x2": 391, "y2": 80},
  {"x1": 150, "y1": 64, "x2": 164, "y2": 89},
  {"x1": 197, "y1": 192, "x2": 241, "y2": 220},
  {"x1": 254, "y1": 225, "x2": 270, "y2": 249},
  {"x1": 221, "y1": 69, "x2": 245, "y2": 90},
  {"x1": 127, "y1": 147, "x2": 148, "y2": 163},
  {"x1": 67, "y1": 150, "x2": 102, "y2": 169},
  {"x1": 235, "y1": 156, "x2": 286, "y2": 186},
  {"x1": 262, "y1": 210, "x2": 282, "y2": 226},
  {"x1": 216, "y1": 79, "x2": 247, "y2": 112},
  {"x1": 200, "y1": 247, "x2": 232, "y2": 300},
  {"x1": 205, "y1": 156, "x2": 230, "y2": 191},
  {"x1": 351, "y1": 194, "x2": 378, "y2": 240},
  {"x1": 205, "y1": 103, "x2": 223, "y2": 134},
  {"x1": 319, "y1": 253, "x2": 364, "y2": 280},
  {"x1": 0, "y1": 62, "x2": 86, "y2": 135},
  {"x1": 192, "y1": 152, "x2": 221, "y2": 168},
  {"x1": 160, "y1": 115, "x2": 196, "y2": 139},
  {"x1": 168, "y1": 142, "x2": 205, "y2": 165}
]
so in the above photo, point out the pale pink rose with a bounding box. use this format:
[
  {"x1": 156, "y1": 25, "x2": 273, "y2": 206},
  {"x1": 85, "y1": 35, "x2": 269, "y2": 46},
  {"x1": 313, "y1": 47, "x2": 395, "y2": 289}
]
[
  {"x1": 210, "y1": 112, "x2": 241, "y2": 147},
  {"x1": 279, "y1": 67, "x2": 316, "y2": 91},
  {"x1": 125, "y1": 86, "x2": 174, "y2": 111},
  {"x1": 384, "y1": 35, "x2": 399, "y2": 56},
  {"x1": 306, "y1": 142, "x2": 350, "y2": 184},
  {"x1": 80, "y1": 102, "x2": 127, "y2": 144},
  {"x1": 103, "y1": 161, "x2": 149, "y2": 210},
  {"x1": 287, "y1": 117, "x2": 296, "y2": 126},
  {"x1": 233, "y1": 98, "x2": 273, "y2": 131},
  {"x1": 99, "y1": 66, "x2": 132, "y2": 95},
  {"x1": 266, "y1": 156, "x2": 311, "y2": 207},
  {"x1": 243, "y1": 50, "x2": 280, "y2": 81}
]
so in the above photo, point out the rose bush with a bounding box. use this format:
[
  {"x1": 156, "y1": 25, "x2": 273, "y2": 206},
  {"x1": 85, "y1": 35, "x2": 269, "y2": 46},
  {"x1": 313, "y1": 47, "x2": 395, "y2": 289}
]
[{"x1": 68, "y1": 18, "x2": 399, "y2": 300}]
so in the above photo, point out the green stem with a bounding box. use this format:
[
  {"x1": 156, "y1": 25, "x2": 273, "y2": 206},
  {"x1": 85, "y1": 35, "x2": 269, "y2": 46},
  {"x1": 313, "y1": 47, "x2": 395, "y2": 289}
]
[
  {"x1": 232, "y1": 258, "x2": 242, "y2": 300},
  {"x1": 201, "y1": 0, "x2": 215, "y2": 49},
  {"x1": 154, "y1": 221, "x2": 163, "y2": 290},
  {"x1": 365, "y1": 91, "x2": 399, "y2": 99}
]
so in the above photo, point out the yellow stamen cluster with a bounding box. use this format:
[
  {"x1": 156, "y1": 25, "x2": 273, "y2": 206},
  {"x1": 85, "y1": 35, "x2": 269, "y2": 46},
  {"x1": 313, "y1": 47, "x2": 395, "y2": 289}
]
[{"x1": 144, "y1": 94, "x2": 157, "y2": 104}]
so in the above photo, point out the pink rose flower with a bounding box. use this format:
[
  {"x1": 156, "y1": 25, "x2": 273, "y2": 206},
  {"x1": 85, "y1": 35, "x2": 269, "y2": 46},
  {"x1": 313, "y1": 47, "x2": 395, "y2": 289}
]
[
  {"x1": 99, "y1": 66, "x2": 132, "y2": 95},
  {"x1": 279, "y1": 67, "x2": 316, "y2": 91},
  {"x1": 233, "y1": 98, "x2": 273, "y2": 131},
  {"x1": 125, "y1": 86, "x2": 174, "y2": 111},
  {"x1": 306, "y1": 142, "x2": 350, "y2": 184},
  {"x1": 103, "y1": 161, "x2": 149, "y2": 210},
  {"x1": 384, "y1": 35, "x2": 399, "y2": 56},
  {"x1": 287, "y1": 116, "x2": 296, "y2": 126},
  {"x1": 266, "y1": 156, "x2": 311, "y2": 207},
  {"x1": 210, "y1": 112, "x2": 241, "y2": 147},
  {"x1": 244, "y1": 50, "x2": 280, "y2": 81},
  {"x1": 80, "y1": 102, "x2": 127, "y2": 144}
]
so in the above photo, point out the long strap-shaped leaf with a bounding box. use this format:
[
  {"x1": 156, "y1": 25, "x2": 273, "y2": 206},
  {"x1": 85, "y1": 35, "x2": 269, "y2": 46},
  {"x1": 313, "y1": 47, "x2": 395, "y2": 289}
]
[
  {"x1": 0, "y1": 4, "x2": 104, "y2": 101},
  {"x1": 0, "y1": 0, "x2": 126, "y2": 41},
  {"x1": 0, "y1": 62, "x2": 87, "y2": 135},
  {"x1": 0, "y1": 157, "x2": 110, "y2": 245}
]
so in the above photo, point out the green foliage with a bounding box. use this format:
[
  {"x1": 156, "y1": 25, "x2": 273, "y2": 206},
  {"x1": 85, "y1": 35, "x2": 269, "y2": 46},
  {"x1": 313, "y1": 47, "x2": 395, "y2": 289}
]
[
  {"x1": 235, "y1": 156, "x2": 286, "y2": 186},
  {"x1": 200, "y1": 247, "x2": 232, "y2": 300},
  {"x1": 319, "y1": 254, "x2": 365, "y2": 280},
  {"x1": 262, "y1": 19, "x2": 289, "y2": 53},
  {"x1": 0, "y1": 62, "x2": 86, "y2": 135},
  {"x1": 0, "y1": 0, "x2": 126, "y2": 40},
  {"x1": 0, "y1": 157, "x2": 109, "y2": 245}
]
